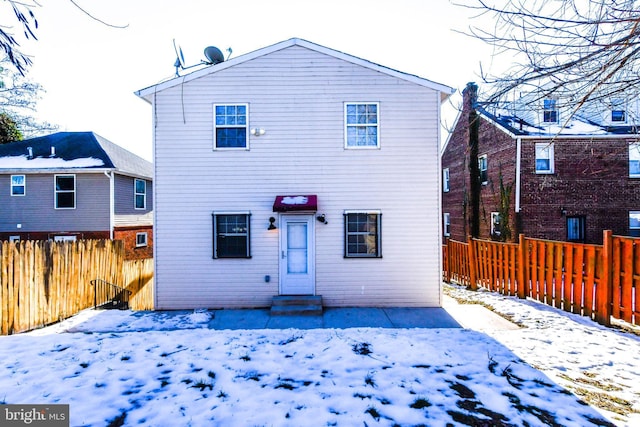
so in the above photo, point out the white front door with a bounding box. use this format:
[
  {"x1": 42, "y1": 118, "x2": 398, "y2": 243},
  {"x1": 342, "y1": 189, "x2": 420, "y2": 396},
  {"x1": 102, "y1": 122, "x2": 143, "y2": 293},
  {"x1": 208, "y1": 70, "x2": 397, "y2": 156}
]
[{"x1": 279, "y1": 215, "x2": 315, "y2": 295}]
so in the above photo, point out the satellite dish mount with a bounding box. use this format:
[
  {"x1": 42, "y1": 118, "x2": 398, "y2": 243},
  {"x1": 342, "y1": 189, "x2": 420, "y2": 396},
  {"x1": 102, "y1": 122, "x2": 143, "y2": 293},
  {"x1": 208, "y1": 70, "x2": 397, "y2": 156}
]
[{"x1": 173, "y1": 39, "x2": 230, "y2": 76}]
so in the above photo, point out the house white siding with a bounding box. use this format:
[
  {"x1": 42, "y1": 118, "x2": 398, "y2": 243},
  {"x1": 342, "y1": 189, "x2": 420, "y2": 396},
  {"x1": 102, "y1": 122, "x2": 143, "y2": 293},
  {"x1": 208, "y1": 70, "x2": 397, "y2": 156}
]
[{"x1": 148, "y1": 42, "x2": 447, "y2": 309}]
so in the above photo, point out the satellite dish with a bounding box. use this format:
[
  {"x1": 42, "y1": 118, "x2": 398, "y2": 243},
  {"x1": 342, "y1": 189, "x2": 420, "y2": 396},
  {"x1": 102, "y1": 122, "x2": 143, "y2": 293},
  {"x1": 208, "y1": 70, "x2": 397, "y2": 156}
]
[
  {"x1": 204, "y1": 46, "x2": 225, "y2": 65},
  {"x1": 173, "y1": 39, "x2": 185, "y2": 75}
]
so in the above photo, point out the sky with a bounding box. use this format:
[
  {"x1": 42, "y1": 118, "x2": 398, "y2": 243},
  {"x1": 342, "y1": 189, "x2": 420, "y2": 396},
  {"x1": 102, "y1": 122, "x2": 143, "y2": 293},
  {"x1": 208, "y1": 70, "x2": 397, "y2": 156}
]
[
  {"x1": 1, "y1": 284, "x2": 637, "y2": 426},
  {"x1": 12, "y1": 0, "x2": 501, "y2": 161}
]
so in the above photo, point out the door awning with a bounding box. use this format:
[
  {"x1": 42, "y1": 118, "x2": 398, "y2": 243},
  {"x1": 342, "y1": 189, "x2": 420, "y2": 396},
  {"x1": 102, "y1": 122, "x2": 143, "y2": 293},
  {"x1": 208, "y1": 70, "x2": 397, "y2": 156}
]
[{"x1": 273, "y1": 195, "x2": 318, "y2": 212}]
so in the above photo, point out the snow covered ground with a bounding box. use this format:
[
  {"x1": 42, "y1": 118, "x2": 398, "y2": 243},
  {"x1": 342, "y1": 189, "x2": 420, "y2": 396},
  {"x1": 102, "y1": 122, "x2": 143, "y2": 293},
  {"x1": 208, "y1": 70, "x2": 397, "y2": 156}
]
[{"x1": 0, "y1": 283, "x2": 638, "y2": 427}]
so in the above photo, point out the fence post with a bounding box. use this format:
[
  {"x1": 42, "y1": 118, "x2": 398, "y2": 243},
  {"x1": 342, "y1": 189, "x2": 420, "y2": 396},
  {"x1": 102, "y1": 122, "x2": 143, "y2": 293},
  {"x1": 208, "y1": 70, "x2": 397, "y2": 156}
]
[
  {"x1": 596, "y1": 230, "x2": 613, "y2": 326},
  {"x1": 468, "y1": 236, "x2": 478, "y2": 291},
  {"x1": 517, "y1": 234, "x2": 527, "y2": 299}
]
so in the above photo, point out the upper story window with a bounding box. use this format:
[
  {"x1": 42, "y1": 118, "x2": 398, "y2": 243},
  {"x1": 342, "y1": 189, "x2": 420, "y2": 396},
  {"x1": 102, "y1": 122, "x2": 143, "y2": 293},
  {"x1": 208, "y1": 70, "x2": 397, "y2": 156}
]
[
  {"x1": 443, "y1": 168, "x2": 450, "y2": 192},
  {"x1": 630, "y1": 142, "x2": 640, "y2": 178},
  {"x1": 134, "y1": 179, "x2": 146, "y2": 210},
  {"x1": 478, "y1": 154, "x2": 488, "y2": 184},
  {"x1": 344, "y1": 211, "x2": 381, "y2": 258},
  {"x1": 11, "y1": 175, "x2": 25, "y2": 196},
  {"x1": 213, "y1": 212, "x2": 251, "y2": 258},
  {"x1": 535, "y1": 143, "x2": 554, "y2": 174},
  {"x1": 214, "y1": 104, "x2": 248, "y2": 149},
  {"x1": 345, "y1": 103, "x2": 379, "y2": 148},
  {"x1": 611, "y1": 99, "x2": 626, "y2": 123},
  {"x1": 543, "y1": 98, "x2": 558, "y2": 123},
  {"x1": 54, "y1": 175, "x2": 75, "y2": 209}
]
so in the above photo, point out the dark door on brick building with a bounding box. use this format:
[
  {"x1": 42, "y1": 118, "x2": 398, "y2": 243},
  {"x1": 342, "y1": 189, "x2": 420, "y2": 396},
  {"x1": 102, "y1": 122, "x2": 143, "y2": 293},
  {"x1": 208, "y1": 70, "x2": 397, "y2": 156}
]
[{"x1": 567, "y1": 216, "x2": 586, "y2": 243}]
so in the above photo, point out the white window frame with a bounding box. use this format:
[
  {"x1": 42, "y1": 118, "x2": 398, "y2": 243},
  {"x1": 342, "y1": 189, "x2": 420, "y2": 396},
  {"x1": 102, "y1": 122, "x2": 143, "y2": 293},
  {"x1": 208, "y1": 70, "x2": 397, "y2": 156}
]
[
  {"x1": 535, "y1": 142, "x2": 555, "y2": 174},
  {"x1": 344, "y1": 210, "x2": 382, "y2": 258},
  {"x1": 443, "y1": 213, "x2": 450, "y2": 237},
  {"x1": 54, "y1": 235, "x2": 77, "y2": 242},
  {"x1": 213, "y1": 103, "x2": 249, "y2": 150},
  {"x1": 54, "y1": 174, "x2": 76, "y2": 209},
  {"x1": 136, "y1": 232, "x2": 148, "y2": 247},
  {"x1": 478, "y1": 154, "x2": 488, "y2": 184},
  {"x1": 134, "y1": 179, "x2": 146, "y2": 210},
  {"x1": 212, "y1": 211, "x2": 251, "y2": 258},
  {"x1": 11, "y1": 174, "x2": 25, "y2": 196},
  {"x1": 344, "y1": 102, "x2": 380, "y2": 149},
  {"x1": 630, "y1": 211, "x2": 640, "y2": 237},
  {"x1": 443, "y1": 168, "x2": 450, "y2": 192},
  {"x1": 9, "y1": 236, "x2": 20, "y2": 242},
  {"x1": 543, "y1": 98, "x2": 558, "y2": 123},
  {"x1": 630, "y1": 143, "x2": 640, "y2": 178}
]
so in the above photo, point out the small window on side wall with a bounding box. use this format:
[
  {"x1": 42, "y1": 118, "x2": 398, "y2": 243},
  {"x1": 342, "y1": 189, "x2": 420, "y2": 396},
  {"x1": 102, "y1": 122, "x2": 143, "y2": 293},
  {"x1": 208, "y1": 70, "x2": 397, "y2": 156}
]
[
  {"x1": 134, "y1": 179, "x2": 146, "y2": 209},
  {"x1": 443, "y1": 168, "x2": 450, "y2": 192},
  {"x1": 344, "y1": 211, "x2": 381, "y2": 258},
  {"x1": 629, "y1": 211, "x2": 640, "y2": 237},
  {"x1": 478, "y1": 155, "x2": 488, "y2": 184},
  {"x1": 630, "y1": 143, "x2": 640, "y2": 178},
  {"x1": 443, "y1": 213, "x2": 450, "y2": 237},
  {"x1": 535, "y1": 143, "x2": 554, "y2": 174},
  {"x1": 213, "y1": 213, "x2": 251, "y2": 258},
  {"x1": 611, "y1": 99, "x2": 626, "y2": 123},
  {"x1": 543, "y1": 98, "x2": 558, "y2": 123},
  {"x1": 136, "y1": 232, "x2": 148, "y2": 247},
  {"x1": 54, "y1": 175, "x2": 75, "y2": 209}
]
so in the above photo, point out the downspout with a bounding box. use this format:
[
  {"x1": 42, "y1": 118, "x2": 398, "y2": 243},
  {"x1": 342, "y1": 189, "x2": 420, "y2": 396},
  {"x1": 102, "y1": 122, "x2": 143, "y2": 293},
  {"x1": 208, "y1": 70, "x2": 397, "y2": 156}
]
[
  {"x1": 104, "y1": 171, "x2": 114, "y2": 239},
  {"x1": 515, "y1": 138, "x2": 522, "y2": 213}
]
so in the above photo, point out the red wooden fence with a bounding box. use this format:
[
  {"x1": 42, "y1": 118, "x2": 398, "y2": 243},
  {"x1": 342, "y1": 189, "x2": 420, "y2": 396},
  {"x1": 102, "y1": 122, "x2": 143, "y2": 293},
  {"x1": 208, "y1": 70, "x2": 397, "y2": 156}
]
[{"x1": 443, "y1": 231, "x2": 639, "y2": 327}]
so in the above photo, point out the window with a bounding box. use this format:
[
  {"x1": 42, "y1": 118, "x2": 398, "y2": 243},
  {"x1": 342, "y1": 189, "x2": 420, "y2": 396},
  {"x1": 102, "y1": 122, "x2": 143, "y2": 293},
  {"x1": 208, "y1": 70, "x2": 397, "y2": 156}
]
[
  {"x1": 213, "y1": 213, "x2": 251, "y2": 258},
  {"x1": 478, "y1": 155, "x2": 488, "y2": 184},
  {"x1": 134, "y1": 179, "x2": 146, "y2": 209},
  {"x1": 443, "y1": 168, "x2": 450, "y2": 192},
  {"x1": 443, "y1": 213, "x2": 450, "y2": 237},
  {"x1": 344, "y1": 211, "x2": 381, "y2": 258},
  {"x1": 535, "y1": 143, "x2": 554, "y2": 174},
  {"x1": 345, "y1": 103, "x2": 379, "y2": 148},
  {"x1": 543, "y1": 98, "x2": 558, "y2": 123},
  {"x1": 630, "y1": 143, "x2": 640, "y2": 178},
  {"x1": 55, "y1": 175, "x2": 75, "y2": 209},
  {"x1": 136, "y1": 232, "x2": 148, "y2": 247},
  {"x1": 214, "y1": 104, "x2": 248, "y2": 149},
  {"x1": 491, "y1": 212, "x2": 502, "y2": 239},
  {"x1": 611, "y1": 99, "x2": 626, "y2": 123},
  {"x1": 54, "y1": 235, "x2": 77, "y2": 242},
  {"x1": 567, "y1": 216, "x2": 586, "y2": 242},
  {"x1": 630, "y1": 211, "x2": 640, "y2": 237},
  {"x1": 11, "y1": 175, "x2": 25, "y2": 196},
  {"x1": 9, "y1": 236, "x2": 20, "y2": 242}
]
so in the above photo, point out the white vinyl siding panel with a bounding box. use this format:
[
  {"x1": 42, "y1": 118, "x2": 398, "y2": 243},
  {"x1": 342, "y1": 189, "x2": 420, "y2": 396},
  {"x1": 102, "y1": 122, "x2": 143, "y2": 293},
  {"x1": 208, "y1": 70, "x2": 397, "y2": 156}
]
[{"x1": 152, "y1": 45, "x2": 442, "y2": 309}]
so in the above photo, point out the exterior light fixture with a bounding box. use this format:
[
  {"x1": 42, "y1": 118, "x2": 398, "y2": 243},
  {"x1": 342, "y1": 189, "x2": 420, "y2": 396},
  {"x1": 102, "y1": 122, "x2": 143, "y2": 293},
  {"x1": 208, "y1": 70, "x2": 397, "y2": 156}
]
[
  {"x1": 316, "y1": 214, "x2": 328, "y2": 224},
  {"x1": 268, "y1": 216, "x2": 277, "y2": 230},
  {"x1": 251, "y1": 128, "x2": 266, "y2": 136}
]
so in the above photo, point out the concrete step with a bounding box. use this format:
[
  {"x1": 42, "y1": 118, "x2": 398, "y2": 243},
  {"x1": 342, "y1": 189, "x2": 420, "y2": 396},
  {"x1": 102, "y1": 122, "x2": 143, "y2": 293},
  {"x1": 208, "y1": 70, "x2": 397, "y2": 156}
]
[{"x1": 271, "y1": 295, "x2": 323, "y2": 316}]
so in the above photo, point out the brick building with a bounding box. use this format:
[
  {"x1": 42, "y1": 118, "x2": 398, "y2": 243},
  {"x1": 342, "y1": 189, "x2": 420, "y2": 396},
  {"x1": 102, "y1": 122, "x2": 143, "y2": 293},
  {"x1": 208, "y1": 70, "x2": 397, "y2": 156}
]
[{"x1": 442, "y1": 83, "x2": 640, "y2": 244}]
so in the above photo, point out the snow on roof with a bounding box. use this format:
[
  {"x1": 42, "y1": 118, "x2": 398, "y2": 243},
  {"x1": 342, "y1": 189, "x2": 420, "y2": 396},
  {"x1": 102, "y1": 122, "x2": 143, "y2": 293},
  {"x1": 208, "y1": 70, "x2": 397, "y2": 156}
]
[{"x1": 0, "y1": 155, "x2": 105, "y2": 169}]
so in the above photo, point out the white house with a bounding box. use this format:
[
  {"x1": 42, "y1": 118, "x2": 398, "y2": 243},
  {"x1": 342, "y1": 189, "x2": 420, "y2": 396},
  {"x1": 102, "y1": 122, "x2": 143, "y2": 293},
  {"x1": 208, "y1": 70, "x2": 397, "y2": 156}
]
[{"x1": 136, "y1": 38, "x2": 453, "y2": 309}]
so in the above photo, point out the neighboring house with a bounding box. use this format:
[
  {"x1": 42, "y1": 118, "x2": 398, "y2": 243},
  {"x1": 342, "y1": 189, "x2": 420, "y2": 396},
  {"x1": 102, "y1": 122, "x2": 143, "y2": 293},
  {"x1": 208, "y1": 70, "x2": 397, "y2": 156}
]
[
  {"x1": 442, "y1": 82, "x2": 640, "y2": 244},
  {"x1": 0, "y1": 132, "x2": 153, "y2": 259},
  {"x1": 136, "y1": 38, "x2": 453, "y2": 309}
]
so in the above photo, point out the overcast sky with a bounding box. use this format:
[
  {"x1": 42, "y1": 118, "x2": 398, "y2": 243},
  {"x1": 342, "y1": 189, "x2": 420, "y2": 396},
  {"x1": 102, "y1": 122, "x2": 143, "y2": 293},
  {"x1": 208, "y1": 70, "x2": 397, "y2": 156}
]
[{"x1": 18, "y1": 0, "x2": 502, "y2": 161}]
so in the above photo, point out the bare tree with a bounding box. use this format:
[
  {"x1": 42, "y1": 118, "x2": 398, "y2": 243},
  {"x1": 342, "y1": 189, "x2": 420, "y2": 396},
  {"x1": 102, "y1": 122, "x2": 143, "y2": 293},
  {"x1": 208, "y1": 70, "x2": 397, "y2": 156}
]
[
  {"x1": 457, "y1": 0, "x2": 640, "y2": 111},
  {"x1": 0, "y1": 0, "x2": 39, "y2": 76}
]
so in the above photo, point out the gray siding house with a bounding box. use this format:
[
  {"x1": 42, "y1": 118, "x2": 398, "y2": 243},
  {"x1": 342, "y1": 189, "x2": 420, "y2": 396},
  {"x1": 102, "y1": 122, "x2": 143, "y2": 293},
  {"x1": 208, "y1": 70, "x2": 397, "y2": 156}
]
[
  {"x1": 136, "y1": 38, "x2": 453, "y2": 309},
  {"x1": 0, "y1": 132, "x2": 153, "y2": 259}
]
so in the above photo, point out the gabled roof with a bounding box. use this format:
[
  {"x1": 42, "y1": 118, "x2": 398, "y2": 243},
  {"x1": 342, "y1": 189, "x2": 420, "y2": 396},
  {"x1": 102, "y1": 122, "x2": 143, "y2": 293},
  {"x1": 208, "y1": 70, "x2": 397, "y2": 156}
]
[
  {"x1": 0, "y1": 132, "x2": 153, "y2": 178},
  {"x1": 135, "y1": 38, "x2": 454, "y2": 102}
]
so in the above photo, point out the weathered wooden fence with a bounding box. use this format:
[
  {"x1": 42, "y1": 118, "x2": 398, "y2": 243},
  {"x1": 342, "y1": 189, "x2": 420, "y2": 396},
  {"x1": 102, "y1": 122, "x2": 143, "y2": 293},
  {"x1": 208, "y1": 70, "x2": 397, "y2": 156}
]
[
  {"x1": 0, "y1": 240, "x2": 154, "y2": 335},
  {"x1": 443, "y1": 231, "x2": 639, "y2": 327}
]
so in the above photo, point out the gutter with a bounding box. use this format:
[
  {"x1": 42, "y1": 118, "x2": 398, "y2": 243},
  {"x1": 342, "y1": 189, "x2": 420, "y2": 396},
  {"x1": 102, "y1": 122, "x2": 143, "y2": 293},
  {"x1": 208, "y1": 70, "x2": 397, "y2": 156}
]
[
  {"x1": 515, "y1": 138, "x2": 522, "y2": 213},
  {"x1": 104, "y1": 171, "x2": 114, "y2": 239}
]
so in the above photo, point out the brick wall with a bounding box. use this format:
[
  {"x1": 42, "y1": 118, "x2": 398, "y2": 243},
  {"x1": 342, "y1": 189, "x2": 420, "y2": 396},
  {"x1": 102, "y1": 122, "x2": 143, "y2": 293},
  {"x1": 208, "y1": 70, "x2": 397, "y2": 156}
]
[{"x1": 113, "y1": 225, "x2": 153, "y2": 260}]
